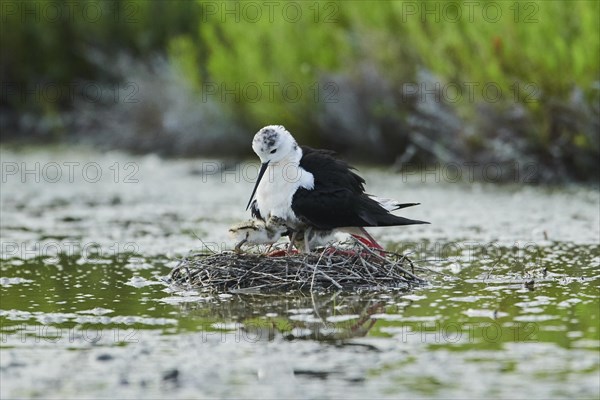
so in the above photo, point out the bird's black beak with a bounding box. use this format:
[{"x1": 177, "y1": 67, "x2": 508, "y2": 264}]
[{"x1": 246, "y1": 161, "x2": 269, "y2": 210}]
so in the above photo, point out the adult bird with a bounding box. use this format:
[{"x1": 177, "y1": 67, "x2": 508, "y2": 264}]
[{"x1": 246, "y1": 125, "x2": 428, "y2": 252}]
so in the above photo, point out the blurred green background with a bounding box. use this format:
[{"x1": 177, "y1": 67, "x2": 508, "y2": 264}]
[{"x1": 1, "y1": 0, "x2": 598, "y2": 182}]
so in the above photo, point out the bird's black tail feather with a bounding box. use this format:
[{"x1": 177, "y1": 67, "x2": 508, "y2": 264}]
[
  {"x1": 359, "y1": 200, "x2": 429, "y2": 226},
  {"x1": 378, "y1": 214, "x2": 430, "y2": 226}
]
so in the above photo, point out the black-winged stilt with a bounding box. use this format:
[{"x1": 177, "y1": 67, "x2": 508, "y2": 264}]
[{"x1": 245, "y1": 125, "x2": 429, "y2": 252}]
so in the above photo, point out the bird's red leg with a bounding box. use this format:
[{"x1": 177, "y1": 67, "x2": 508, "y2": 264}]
[
  {"x1": 351, "y1": 228, "x2": 386, "y2": 256},
  {"x1": 267, "y1": 249, "x2": 288, "y2": 257},
  {"x1": 355, "y1": 228, "x2": 384, "y2": 250},
  {"x1": 350, "y1": 234, "x2": 376, "y2": 249}
]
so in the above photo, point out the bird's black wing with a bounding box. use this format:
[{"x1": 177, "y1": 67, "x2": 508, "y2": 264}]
[
  {"x1": 299, "y1": 147, "x2": 365, "y2": 194},
  {"x1": 293, "y1": 147, "x2": 428, "y2": 230}
]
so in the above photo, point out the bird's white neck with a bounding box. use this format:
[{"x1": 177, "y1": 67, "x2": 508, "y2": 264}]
[{"x1": 256, "y1": 146, "x2": 313, "y2": 225}]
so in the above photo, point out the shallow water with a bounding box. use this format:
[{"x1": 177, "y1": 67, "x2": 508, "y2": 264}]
[{"x1": 1, "y1": 148, "x2": 599, "y2": 399}]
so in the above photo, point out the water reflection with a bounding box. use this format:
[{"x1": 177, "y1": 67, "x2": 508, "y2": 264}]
[{"x1": 173, "y1": 292, "x2": 389, "y2": 342}]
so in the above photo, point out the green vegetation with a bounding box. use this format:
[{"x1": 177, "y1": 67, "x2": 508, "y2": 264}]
[{"x1": 1, "y1": 0, "x2": 598, "y2": 181}]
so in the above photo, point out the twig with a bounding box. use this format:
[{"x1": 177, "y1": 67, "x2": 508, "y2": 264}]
[
  {"x1": 353, "y1": 238, "x2": 425, "y2": 283},
  {"x1": 168, "y1": 241, "x2": 426, "y2": 293}
]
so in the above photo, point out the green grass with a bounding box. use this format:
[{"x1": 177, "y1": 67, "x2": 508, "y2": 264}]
[{"x1": 1, "y1": 0, "x2": 598, "y2": 180}]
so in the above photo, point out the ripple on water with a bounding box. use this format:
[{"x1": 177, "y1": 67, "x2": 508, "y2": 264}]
[
  {"x1": 125, "y1": 276, "x2": 163, "y2": 288},
  {"x1": 0, "y1": 277, "x2": 33, "y2": 287}
]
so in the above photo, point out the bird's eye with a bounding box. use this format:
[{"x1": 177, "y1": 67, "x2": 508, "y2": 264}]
[{"x1": 270, "y1": 149, "x2": 277, "y2": 154}]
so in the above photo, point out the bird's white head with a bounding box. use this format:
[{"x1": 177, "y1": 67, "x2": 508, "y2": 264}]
[
  {"x1": 252, "y1": 125, "x2": 299, "y2": 164},
  {"x1": 246, "y1": 125, "x2": 300, "y2": 210}
]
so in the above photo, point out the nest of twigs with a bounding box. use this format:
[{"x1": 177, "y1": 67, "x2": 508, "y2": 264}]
[{"x1": 168, "y1": 241, "x2": 426, "y2": 292}]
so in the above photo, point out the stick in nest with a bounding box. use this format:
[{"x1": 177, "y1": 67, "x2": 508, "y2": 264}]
[{"x1": 168, "y1": 241, "x2": 425, "y2": 292}]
